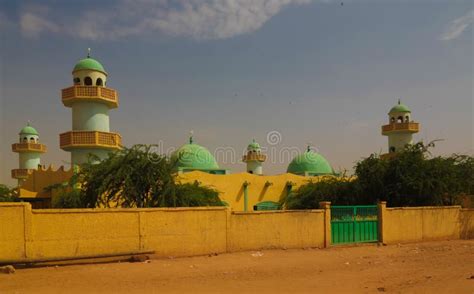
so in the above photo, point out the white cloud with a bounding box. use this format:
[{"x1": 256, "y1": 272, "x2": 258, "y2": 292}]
[
  {"x1": 439, "y1": 10, "x2": 474, "y2": 41},
  {"x1": 20, "y1": 6, "x2": 59, "y2": 38},
  {"x1": 18, "y1": 0, "x2": 313, "y2": 41}
]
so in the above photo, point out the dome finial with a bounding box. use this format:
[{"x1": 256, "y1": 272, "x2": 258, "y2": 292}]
[
  {"x1": 189, "y1": 130, "x2": 194, "y2": 144},
  {"x1": 87, "y1": 48, "x2": 91, "y2": 58},
  {"x1": 27, "y1": 120, "x2": 31, "y2": 126},
  {"x1": 306, "y1": 142, "x2": 312, "y2": 152},
  {"x1": 398, "y1": 98, "x2": 401, "y2": 105}
]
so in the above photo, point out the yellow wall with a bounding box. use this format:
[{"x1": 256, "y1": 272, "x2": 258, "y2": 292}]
[
  {"x1": 0, "y1": 203, "x2": 26, "y2": 260},
  {"x1": 228, "y1": 210, "x2": 325, "y2": 251},
  {"x1": 1, "y1": 203, "x2": 472, "y2": 263},
  {"x1": 142, "y1": 208, "x2": 227, "y2": 256},
  {"x1": 460, "y1": 209, "x2": 474, "y2": 239},
  {"x1": 0, "y1": 203, "x2": 327, "y2": 262},
  {"x1": 382, "y1": 206, "x2": 462, "y2": 244},
  {"x1": 19, "y1": 165, "x2": 74, "y2": 200},
  {"x1": 178, "y1": 171, "x2": 326, "y2": 211}
]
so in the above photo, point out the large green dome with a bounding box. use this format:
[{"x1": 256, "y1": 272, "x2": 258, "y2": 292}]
[
  {"x1": 73, "y1": 57, "x2": 107, "y2": 74},
  {"x1": 287, "y1": 149, "x2": 333, "y2": 175},
  {"x1": 171, "y1": 141, "x2": 219, "y2": 170},
  {"x1": 389, "y1": 101, "x2": 411, "y2": 114},
  {"x1": 19, "y1": 123, "x2": 39, "y2": 136}
]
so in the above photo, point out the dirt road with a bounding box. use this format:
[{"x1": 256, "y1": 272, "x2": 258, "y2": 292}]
[{"x1": 1, "y1": 240, "x2": 473, "y2": 293}]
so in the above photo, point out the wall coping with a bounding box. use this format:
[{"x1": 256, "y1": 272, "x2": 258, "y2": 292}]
[
  {"x1": 31, "y1": 206, "x2": 229, "y2": 214},
  {"x1": 232, "y1": 209, "x2": 323, "y2": 215},
  {"x1": 0, "y1": 202, "x2": 30, "y2": 207},
  {"x1": 386, "y1": 206, "x2": 462, "y2": 211}
]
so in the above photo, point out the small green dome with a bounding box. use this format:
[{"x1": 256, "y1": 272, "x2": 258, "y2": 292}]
[
  {"x1": 287, "y1": 148, "x2": 333, "y2": 175},
  {"x1": 19, "y1": 123, "x2": 39, "y2": 136},
  {"x1": 73, "y1": 57, "x2": 107, "y2": 74},
  {"x1": 247, "y1": 139, "x2": 261, "y2": 151},
  {"x1": 171, "y1": 140, "x2": 219, "y2": 170},
  {"x1": 389, "y1": 100, "x2": 411, "y2": 114}
]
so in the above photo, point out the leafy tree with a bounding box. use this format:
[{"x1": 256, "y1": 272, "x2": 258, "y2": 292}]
[
  {"x1": 54, "y1": 145, "x2": 223, "y2": 208},
  {"x1": 52, "y1": 189, "x2": 84, "y2": 208},
  {"x1": 0, "y1": 184, "x2": 17, "y2": 202},
  {"x1": 286, "y1": 142, "x2": 473, "y2": 209}
]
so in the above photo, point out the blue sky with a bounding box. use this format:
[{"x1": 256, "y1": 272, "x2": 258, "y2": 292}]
[{"x1": 0, "y1": 0, "x2": 473, "y2": 185}]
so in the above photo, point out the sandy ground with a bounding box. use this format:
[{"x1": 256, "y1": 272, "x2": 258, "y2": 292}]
[{"x1": 1, "y1": 240, "x2": 473, "y2": 294}]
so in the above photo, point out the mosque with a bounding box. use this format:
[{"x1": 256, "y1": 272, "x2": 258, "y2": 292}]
[{"x1": 9, "y1": 53, "x2": 420, "y2": 209}]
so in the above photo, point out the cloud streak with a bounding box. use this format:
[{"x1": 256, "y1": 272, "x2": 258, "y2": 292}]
[
  {"x1": 439, "y1": 10, "x2": 473, "y2": 41},
  {"x1": 18, "y1": 0, "x2": 313, "y2": 41}
]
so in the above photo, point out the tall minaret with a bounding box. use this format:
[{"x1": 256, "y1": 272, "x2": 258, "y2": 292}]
[
  {"x1": 242, "y1": 139, "x2": 266, "y2": 175},
  {"x1": 11, "y1": 122, "x2": 47, "y2": 185},
  {"x1": 381, "y1": 100, "x2": 420, "y2": 155},
  {"x1": 60, "y1": 50, "x2": 121, "y2": 165}
]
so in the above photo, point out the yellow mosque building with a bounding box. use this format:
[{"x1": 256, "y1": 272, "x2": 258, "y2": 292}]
[{"x1": 10, "y1": 53, "x2": 419, "y2": 210}]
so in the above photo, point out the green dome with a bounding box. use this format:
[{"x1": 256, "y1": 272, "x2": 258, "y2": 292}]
[
  {"x1": 73, "y1": 57, "x2": 107, "y2": 74},
  {"x1": 389, "y1": 100, "x2": 411, "y2": 114},
  {"x1": 19, "y1": 123, "x2": 39, "y2": 136},
  {"x1": 247, "y1": 139, "x2": 261, "y2": 151},
  {"x1": 287, "y1": 149, "x2": 333, "y2": 175},
  {"x1": 171, "y1": 141, "x2": 219, "y2": 170}
]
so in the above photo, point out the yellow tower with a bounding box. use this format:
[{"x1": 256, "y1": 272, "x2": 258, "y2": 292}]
[{"x1": 60, "y1": 50, "x2": 122, "y2": 165}]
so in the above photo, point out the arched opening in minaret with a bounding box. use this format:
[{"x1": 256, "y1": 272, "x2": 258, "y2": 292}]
[
  {"x1": 397, "y1": 116, "x2": 403, "y2": 123},
  {"x1": 405, "y1": 115, "x2": 409, "y2": 122},
  {"x1": 390, "y1": 117, "x2": 395, "y2": 123},
  {"x1": 96, "y1": 78, "x2": 103, "y2": 86},
  {"x1": 73, "y1": 77, "x2": 81, "y2": 85},
  {"x1": 23, "y1": 137, "x2": 28, "y2": 143},
  {"x1": 84, "y1": 77, "x2": 93, "y2": 86},
  {"x1": 30, "y1": 137, "x2": 35, "y2": 143}
]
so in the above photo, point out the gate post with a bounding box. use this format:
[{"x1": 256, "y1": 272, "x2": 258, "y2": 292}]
[
  {"x1": 319, "y1": 201, "x2": 331, "y2": 248},
  {"x1": 377, "y1": 201, "x2": 387, "y2": 244}
]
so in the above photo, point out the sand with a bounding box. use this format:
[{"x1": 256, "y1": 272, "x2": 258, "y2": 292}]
[{"x1": 1, "y1": 240, "x2": 473, "y2": 293}]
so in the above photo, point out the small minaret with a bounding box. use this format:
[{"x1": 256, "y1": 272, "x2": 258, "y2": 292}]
[
  {"x1": 11, "y1": 122, "x2": 47, "y2": 185},
  {"x1": 381, "y1": 100, "x2": 420, "y2": 155},
  {"x1": 242, "y1": 139, "x2": 266, "y2": 175},
  {"x1": 60, "y1": 49, "x2": 121, "y2": 165}
]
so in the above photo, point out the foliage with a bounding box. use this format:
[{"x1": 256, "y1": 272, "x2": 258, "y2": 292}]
[
  {"x1": 286, "y1": 142, "x2": 474, "y2": 209},
  {"x1": 285, "y1": 176, "x2": 356, "y2": 209},
  {"x1": 0, "y1": 184, "x2": 17, "y2": 202},
  {"x1": 54, "y1": 145, "x2": 223, "y2": 208},
  {"x1": 174, "y1": 181, "x2": 224, "y2": 207},
  {"x1": 52, "y1": 189, "x2": 84, "y2": 208}
]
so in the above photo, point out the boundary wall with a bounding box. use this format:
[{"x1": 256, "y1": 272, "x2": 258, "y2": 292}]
[
  {"x1": 0, "y1": 203, "x2": 325, "y2": 262},
  {"x1": 0, "y1": 202, "x2": 472, "y2": 262}
]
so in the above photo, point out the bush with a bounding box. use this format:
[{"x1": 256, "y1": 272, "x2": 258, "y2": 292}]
[
  {"x1": 0, "y1": 184, "x2": 17, "y2": 202},
  {"x1": 286, "y1": 142, "x2": 473, "y2": 209},
  {"x1": 52, "y1": 189, "x2": 85, "y2": 208},
  {"x1": 51, "y1": 145, "x2": 225, "y2": 208}
]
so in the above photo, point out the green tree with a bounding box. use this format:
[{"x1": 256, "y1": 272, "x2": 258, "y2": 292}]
[
  {"x1": 0, "y1": 184, "x2": 17, "y2": 202},
  {"x1": 286, "y1": 142, "x2": 473, "y2": 209},
  {"x1": 63, "y1": 145, "x2": 223, "y2": 208}
]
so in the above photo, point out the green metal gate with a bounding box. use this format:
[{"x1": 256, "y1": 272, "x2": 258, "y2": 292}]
[{"x1": 331, "y1": 205, "x2": 379, "y2": 244}]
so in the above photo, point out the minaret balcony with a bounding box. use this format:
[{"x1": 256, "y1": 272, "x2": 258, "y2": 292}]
[
  {"x1": 60, "y1": 131, "x2": 122, "y2": 150},
  {"x1": 62, "y1": 86, "x2": 118, "y2": 108},
  {"x1": 381, "y1": 122, "x2": 419, "y2": 135},
  {"x1": 12, "y1": 143, "x2": 47, "y2": 153},
  {"x1": 242, "y1": 153, "x2": 267, "y2": 162},
  {"x1": 11, "y1": 169, "x2": 33, "y2": 179}
]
